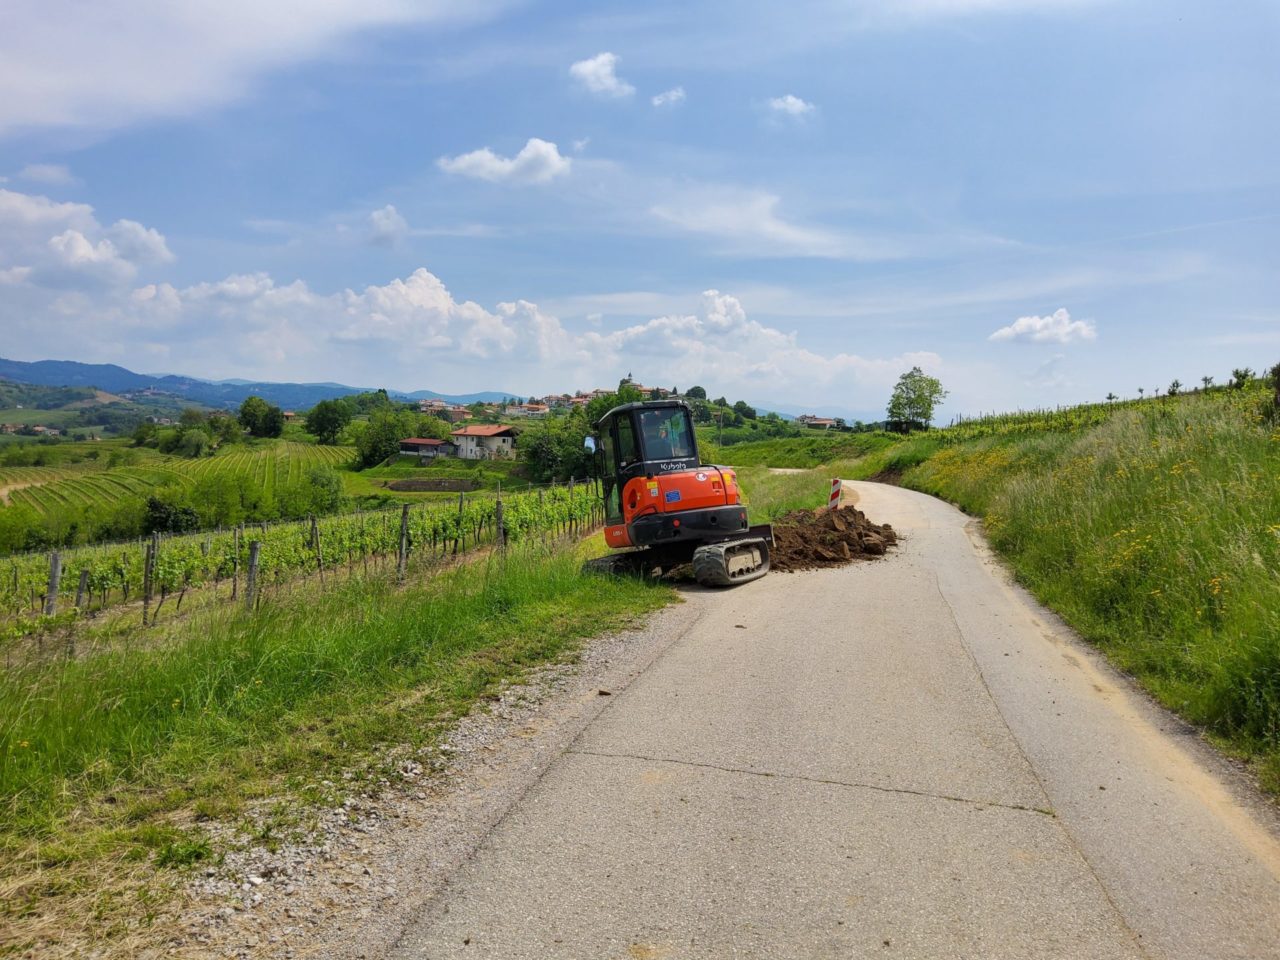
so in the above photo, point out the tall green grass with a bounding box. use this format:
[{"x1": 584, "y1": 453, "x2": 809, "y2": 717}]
[
  {"x1": 733, "y1": 465, "x2": 837, "y2": 520},
  {"x1": 1, "y1": 543, "x2": 672, "y2": 854},
  {"x1": 855, "y1": 389, "x2": 1280, "y2": 788}
]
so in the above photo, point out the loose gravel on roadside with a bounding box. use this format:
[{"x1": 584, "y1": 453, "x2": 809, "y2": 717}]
[{"x1": 164, "y1": 595, "x2": 704, "y2": 960}]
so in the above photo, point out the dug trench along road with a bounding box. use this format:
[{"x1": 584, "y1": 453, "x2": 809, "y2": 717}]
[{"x1": 387, "y1": 481, "x2": 1280, "y2": 960}]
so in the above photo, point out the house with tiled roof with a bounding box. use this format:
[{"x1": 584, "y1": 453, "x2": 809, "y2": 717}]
[{"x1": 450, "y1": 424, "x2": 517, "y2": 460}]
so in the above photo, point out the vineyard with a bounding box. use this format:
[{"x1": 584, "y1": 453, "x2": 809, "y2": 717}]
[
  {"x1": 938, "y1": 396, "x2": 1166, "y2": 444},
  {"x1": 2, "y1": 480, "x2": 601, "y2": 643},
  {"x1": 935, "y1": 386, "x2": 1275, "y2": 445},
  {"x1": 0, "y1": 442, "x2": 353, "y2": 519}
]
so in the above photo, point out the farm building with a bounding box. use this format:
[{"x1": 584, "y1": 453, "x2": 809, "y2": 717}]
[
  {"x1": 451, "y1": 424, "x2": 516, "y2": 460},
  {"x1": 796, "y1": 415, "x2": 839, "y2": 429},
  {"x1": 399, "y1": 437, "x2": 457, "y2": 460}
]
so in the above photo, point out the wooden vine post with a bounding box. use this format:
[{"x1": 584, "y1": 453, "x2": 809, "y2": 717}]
[
  {"x1": 74, "y1": 568, "x2": 89, "y2": 612},
  {"x1": 496, "y1": 494, "x2": 506, "y2": 554},
  {"x1": 310, "y1": 516, "x2": 326, "y2": 587},
  {"x1": 245, "y1": 540, "x2": 261, "y2": 611},
  {"x1": 44, "y1": 551, "x2": 61, "y2": 616},
  {"x1": 142, "y1": 540, "x2": 155, "y2": 627},
  {"x1": 231, "y1": 525, "x2": 241, "y2": 601},
  {"x1": 397, "y1": 503, "x2": 410, "y2": 582}
]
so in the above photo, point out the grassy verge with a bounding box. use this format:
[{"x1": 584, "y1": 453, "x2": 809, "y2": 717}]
[
  {"x1": 733, "y1": 465, "x2": 836, "y2": 520},
  {"x1": 705, "y1": 431, "x2": 899, "y2": 469},
  {"x1": 842, "y1": 389, "x2": 1280, "y2": 792},
  {"x1": 0, "y1": 539, "x2": 673, "y2": 955}
]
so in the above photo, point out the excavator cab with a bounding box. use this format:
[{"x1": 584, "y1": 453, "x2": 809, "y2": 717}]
[
  {"x1": 588, "y1": 399, "x2": 771, "y2": 586},
  {"x1": 595, "y1": 401, "x2": 699, "y2": 525}
]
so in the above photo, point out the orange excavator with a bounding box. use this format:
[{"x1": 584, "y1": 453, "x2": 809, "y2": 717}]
[{"x1": 586, "y1": 399, "x2": 772, "y2": 586}]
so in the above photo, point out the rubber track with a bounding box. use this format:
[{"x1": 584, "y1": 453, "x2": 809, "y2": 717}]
[{"x1": 692, "y1": 538, "x2": 770, "y2": 588}]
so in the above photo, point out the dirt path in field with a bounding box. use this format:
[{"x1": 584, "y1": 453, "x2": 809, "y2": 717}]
[{"x1": 0, "y1": 481, "x2": 37, "y2": 505}]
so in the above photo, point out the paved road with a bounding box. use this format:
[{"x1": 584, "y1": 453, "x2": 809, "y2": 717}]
[{"x1": 391, "y1": 482, "x2": 1280, "y2": 959}]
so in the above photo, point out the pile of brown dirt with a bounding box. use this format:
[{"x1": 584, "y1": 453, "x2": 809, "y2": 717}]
[{"x1": 770, "y1": 506, "x2": 897, "y2": 572}]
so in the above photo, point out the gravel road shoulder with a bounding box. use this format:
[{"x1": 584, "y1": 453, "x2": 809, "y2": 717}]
[{"x1": 169, "y1": 597, "x2": 704, "y2": 960}]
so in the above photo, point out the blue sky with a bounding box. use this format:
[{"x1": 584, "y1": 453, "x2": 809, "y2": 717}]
[{"x1": 1, "y1": 0, "x2": 1277, "y2": 420}]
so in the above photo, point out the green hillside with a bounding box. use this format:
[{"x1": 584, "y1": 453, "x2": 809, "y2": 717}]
[{"x1": 0, "y1": 380, "x2": 198, "y2": 441}]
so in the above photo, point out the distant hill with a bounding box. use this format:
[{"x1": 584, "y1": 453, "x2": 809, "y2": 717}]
[{"x1": 0, "y1": 358, "x2": 511, "y2": 410}]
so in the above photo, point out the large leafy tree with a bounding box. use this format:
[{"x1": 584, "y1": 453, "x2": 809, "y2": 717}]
[
  {"x1": 238, "y1": 396, "x2": 269, "y2": 433},
  {"x1": 887, "y1": 367, "x2": 948, "y2": 429},
  {"x1": 353, "y1": 410, "x2": 450, "y2": 468},
  {"x1": 518, "y1": 410, "x2": 595, "y2": 482},
  {"x1": 585, "y1": 384, "x2": 644, "y2": 425},
  {"x1": 306, "y1": 399, "x2": 352, "y2": 445},
  {"x1": 238, "y1": 396, "x2": 285, "y2": 438}
]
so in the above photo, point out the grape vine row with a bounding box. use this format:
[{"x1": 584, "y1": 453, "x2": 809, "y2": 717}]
[{"x1": 3, "y1": 481, "x2": 602, "y2": 641}]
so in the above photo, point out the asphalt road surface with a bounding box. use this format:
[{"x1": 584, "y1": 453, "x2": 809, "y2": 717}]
[{"x1": 390, "y1": 481, "x2": 1280, "y2": 960}]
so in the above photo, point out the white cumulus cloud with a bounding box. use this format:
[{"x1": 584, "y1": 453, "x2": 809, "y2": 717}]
[
  {"x1": 581, "y1": 290, "x2": 941, "y2": 402},
  {"x1": 0, "y1": 187, "x2": 171, "y2": 287},
  {"x1": 47, "y1": 230, "x2": 135, "y2": 283},
  {"x1": 437, "y1": 138, "x2": 571, "y2": 185},
  {"x1": 767, "y1": 94, "x2": 815, "y2": 117},
  {"x1": 989, "y1": 307, "x2": 1097, "y2": 344},
  {"x1": 569, "y1": 52, "x2": 635, "y2": 98},
  {"x1": 367, "y1": 204, "x2": 409, "y2": 246},
  {"x1": 652, "y1": 86, "x2": 686, "y2": 108},
  {"x1": 106, "y1": 219, "x2": 174, "y2": 264},
  {"x1": 0, "y1": 250, "x2": 937, "y2": 408}
]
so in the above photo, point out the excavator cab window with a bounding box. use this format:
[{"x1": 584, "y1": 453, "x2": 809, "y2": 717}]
[
  {"x1": 616, "y1": 415, "x2": 640, "y2": 468},
  {"x1": 638, "y1": 408, "x2": 694, "y2": 462}
]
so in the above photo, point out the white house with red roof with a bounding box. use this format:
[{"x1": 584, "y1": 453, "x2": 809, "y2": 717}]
[{"x1": 450, "y1": 424, "x2": 517, "y2": 460}]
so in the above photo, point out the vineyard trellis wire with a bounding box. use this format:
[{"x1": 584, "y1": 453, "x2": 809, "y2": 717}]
[{"x1": 2, "y1": 479, "x2": 604, "y2": 643}]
